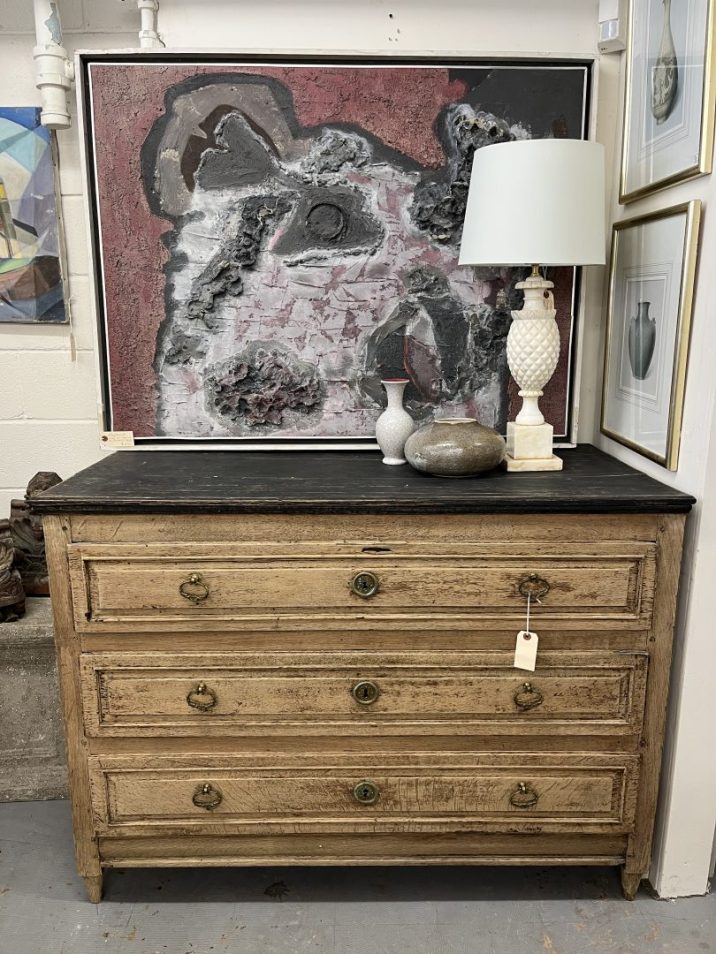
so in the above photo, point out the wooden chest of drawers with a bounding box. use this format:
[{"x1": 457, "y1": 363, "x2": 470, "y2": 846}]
[{"x1": 35, "y1": 447, "x2": 694, "y2": 902}]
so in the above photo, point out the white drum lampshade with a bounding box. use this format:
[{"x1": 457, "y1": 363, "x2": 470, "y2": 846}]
[
  {"x1": 459, "y1": 139, "x2": 606, "y2": 267},
  {"x1": 458, "y1": 138, "x2": 606, "y2": 472}
]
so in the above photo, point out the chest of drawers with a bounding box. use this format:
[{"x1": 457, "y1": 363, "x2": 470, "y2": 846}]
[{"x1": 35, "y1": 446, "x2": 694, "y2": 902}]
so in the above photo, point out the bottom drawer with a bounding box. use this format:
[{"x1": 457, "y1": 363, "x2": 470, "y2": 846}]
[{"x1": 89, "y1": 753, "x2": 639, "y2": 834}]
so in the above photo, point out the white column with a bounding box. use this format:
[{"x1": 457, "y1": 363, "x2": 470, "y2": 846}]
[{"x1": 649, "y1": 412, "x2": 716, "y2": 896}]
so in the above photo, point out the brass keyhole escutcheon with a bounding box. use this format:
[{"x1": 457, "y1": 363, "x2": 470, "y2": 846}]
[
  {"x1": 351, "y1": 681, "x2": 380, "y2": 705},
  {"x1": 513, "y1": 682, "x2": 544, "y2": 711},
  {"x1": 350, "y1": 571, "x2": 380, "y2": 599},
  {"x1": 179, "y1": 572, "x2": 210, "y2": 604},
  {"x1": 187, "y1": 681, "x2": 218, "y2": 711},
  {"x1": 509, "y1": 782, "x2": 539, "y2": 809},
  {"x1": 517, "y1": 573, "x2": 550, "y2": 601},
  {"x1": 191, "y1": 782, "x2": 223, "y2": 810},
  {"x1": 353, "y1": 780, "x2": 380, "y2": 804}
]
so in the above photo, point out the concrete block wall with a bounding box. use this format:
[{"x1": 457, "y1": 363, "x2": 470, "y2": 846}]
[{"x1": 0, "y1": 2, "x2": 142, "y2": 515}]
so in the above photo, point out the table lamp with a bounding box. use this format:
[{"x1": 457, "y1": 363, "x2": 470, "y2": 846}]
[{"x1": 459, "y1": 139, "x2": 605, "y2": 471}]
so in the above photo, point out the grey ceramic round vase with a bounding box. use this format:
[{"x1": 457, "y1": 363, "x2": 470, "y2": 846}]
[
  {"x1": 405, "y1": 418, "x2": 506, "y2": 477},
  {"x1": 628, "y1": 301, "x2": 657, "y2": 381}
]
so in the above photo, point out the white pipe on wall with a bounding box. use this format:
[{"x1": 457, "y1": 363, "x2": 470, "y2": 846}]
[
  {"x1": 137, "y1": 0, "x2": 164, "y2": 49},
  {"x1": 33, "y1": 0, "x2": 72, "y2": 129}
]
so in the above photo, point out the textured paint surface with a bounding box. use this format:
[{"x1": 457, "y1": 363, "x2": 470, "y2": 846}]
[{"x1": 88, "y1": 63, "x2": 585, "y2": 439}]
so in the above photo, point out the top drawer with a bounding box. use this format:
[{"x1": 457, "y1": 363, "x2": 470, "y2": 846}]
[{"x1": 67, "y1": 541, "x2": 655, "y2": 633}]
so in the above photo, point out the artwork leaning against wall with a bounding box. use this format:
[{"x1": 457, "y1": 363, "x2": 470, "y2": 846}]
[
  {"x1": 0, "y1": 107, "x2": 66, "y2": 324},
  {"x1": 81, "y1": 56, "x2": 590, "y2": 446}
]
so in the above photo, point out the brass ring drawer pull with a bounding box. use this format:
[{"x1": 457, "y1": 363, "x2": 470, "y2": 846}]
[
  {"x1": 351, "y1": 681, "x2": 380, "y2": 705},
  {"x1": 350, "y1": 571, "x2": 380, "y2": 599},
  {"x1": 192, "y1": 783, "x2": 222, "y2": 811},
  {"x1": 187, "y1": 681, "x2": 217, "y2": 711},
  {"x1": 513, "y1": 682, "x2": 544, "y2": 711},
  {"x1": 352, "y1": 780, "x2": 380, "y2": 804},
  {"x1": 179, "y1": 573, "x2": 210, "y2": 604},
  {"x1": 509, "y1": 782, "x2": 539, "y2": 809},
  {"x1": 517, "y1": 573, "x2": 550, "y2": 600}
]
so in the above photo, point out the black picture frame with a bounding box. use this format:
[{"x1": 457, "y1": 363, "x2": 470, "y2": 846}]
[{"x1": 79, "y1": 52, "x2": 592, "y2": 449}]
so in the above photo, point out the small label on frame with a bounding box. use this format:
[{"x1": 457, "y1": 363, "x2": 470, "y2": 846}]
[
  {"x1": 514, "y1": 630, "x2": 539, "y2": 672},
  {"x1": 101, "y1": 430, "x2": 135, "y2": 448}
]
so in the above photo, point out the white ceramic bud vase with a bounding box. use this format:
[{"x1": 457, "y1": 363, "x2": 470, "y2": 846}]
[{"x1": 375, "y1": 378, "x2": 415, "y2": 465}]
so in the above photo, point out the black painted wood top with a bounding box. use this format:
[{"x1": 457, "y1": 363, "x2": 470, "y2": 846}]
[{"x1": 32, "y1": 445, "x2": 694, "y2": 515}]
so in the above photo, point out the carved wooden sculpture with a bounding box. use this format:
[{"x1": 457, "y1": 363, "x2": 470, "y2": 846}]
[
  {"x1": 10, "y1": 472, "x2": 61, "y2": 596},
  {"x1": 0, "y1": 518, "x2": 25, "y2": 622}
]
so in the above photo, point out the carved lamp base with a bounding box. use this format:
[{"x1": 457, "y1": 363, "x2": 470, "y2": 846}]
[{"x1": 504, "y1": 266, "x2": 563, "y2": 472}]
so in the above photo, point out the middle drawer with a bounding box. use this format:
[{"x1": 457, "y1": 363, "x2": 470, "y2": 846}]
[{"x1": 80, "y1": 651, "x2": 648, "y2": 738}]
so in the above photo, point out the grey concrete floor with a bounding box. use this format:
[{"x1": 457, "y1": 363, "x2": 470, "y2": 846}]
[{"x1": 1, "y1": 800, "x2": 713, "y2": 954}]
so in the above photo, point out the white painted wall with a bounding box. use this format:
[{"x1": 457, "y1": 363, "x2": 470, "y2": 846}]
[
  {"x1": 593, "y1": 62, "x2": 716, "y2": 894},
  {"x1": 2, "y1": 0, "x2": 714, "y2": 898},
  {"x1": 0, "y1": 5, "x2": 138, "y2": 513}
]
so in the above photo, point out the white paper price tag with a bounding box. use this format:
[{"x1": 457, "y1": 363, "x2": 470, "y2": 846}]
[
  {"x1": 101, "y1": 430, "x2": 135, "y2": 448},
  {"x1": 514, "y1": 630, "x2": 539, "y2": 672}
]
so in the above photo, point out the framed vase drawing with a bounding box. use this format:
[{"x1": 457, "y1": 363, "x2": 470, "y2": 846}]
[
  {"x1": 78, "y1": 53, "x2": 591, "y2": 448},
  {"x1": 601, "y1": 202, "x2": 700, "y2": 470},
  {"x1": 620, "y1": 0, "x2": 716, "y2": 203}
]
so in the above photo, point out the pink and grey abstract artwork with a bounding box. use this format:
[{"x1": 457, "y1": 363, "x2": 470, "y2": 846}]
[{"x1": 83, "y1": 58, "x2": 588, "y2": 443}]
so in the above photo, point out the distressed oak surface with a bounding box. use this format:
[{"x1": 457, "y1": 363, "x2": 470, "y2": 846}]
[
  {"x1": 97, "y1": 830, "x2": 629, "y2": 867},
  {"x1": 39, "y1": 448, "x2": 692, "y2": 902},
  {"x1": 80, "y1": 651, "x2": 647, "y2": 738},
  {"x1": 67, "y1": 512, "x2": 667, "y2": 544},
  {"x1": 64, "y1": 526, "x2": 659, "y2": 634},
  {"x1": 68, "y1": 545, "x2": 651, "y2": 632},
  {"x1": 87, "y1": 752, "x2": 639, "y2": 833}
]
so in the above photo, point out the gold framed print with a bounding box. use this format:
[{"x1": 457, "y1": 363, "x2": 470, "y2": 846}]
[
  {"x1": 620, "y1": 0, "x2": 716, "y2": 202},
  {"x1": 601, "y1": 202, "x2": 701, "y2": 470}
]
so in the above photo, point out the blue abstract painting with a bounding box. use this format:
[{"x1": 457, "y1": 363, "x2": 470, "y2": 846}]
[{"x1": 0, "y1": 107, "x2": 66, "y2": 323}]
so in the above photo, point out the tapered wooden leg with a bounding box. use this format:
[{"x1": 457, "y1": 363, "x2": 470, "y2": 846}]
[
  {"x1": 83, "y1": 873, "x2": 103, "y2": 903},
  {"x1": 621, "y1": 868, "x2": 642, "y2": 901}
]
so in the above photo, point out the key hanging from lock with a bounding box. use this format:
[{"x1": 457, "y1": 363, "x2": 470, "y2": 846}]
[{"x1": 514, "y1": 591, "x2": 539, "y2": 672}]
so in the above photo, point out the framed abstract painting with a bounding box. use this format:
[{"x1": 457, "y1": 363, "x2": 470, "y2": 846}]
[
  {"x1": 79, "y1": 53, "x2": 591, "y2": 447},
  {"x1": 620, "y1": 0, "x2": 716, "y2": 202},
  {"x1": 0, "y1": 107, "x2": 67, "y2": 323},
  {"x1": 601, "y1": 201, "x2": 700, "y2": 469}
]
